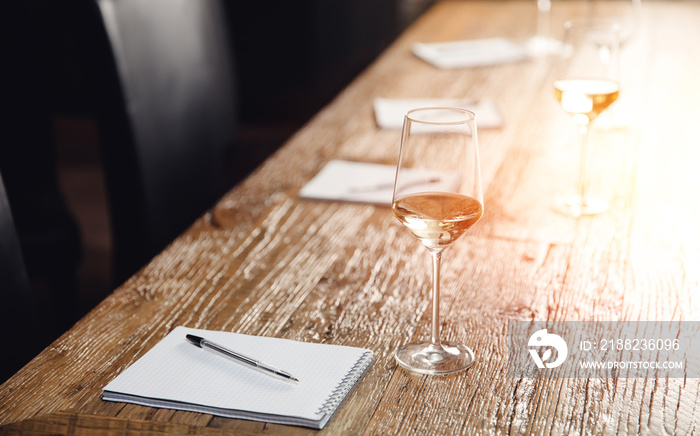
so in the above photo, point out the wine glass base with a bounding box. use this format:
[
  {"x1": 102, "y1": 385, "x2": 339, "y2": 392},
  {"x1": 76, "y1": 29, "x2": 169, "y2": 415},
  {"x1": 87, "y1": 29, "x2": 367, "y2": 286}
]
[
  {"x1": 526, "y1": 36, "x2": 563, "y2": 56},
  {"x1": 553, "y1": 194, "x2": 608, "y2": 217},
  {"x1": 395, "y1": 341, "x2": 474, "y2": 375}
]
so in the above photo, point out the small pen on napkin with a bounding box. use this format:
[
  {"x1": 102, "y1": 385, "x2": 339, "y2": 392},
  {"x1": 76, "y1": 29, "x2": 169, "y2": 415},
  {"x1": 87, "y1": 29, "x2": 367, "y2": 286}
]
[{"x1": 346, "y1": 177, "x2": 441, "y2": 194}]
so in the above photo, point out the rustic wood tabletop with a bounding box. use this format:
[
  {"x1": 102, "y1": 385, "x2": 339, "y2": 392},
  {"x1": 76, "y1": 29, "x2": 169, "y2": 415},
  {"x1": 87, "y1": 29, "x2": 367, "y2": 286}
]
[{"x1": 2, "y1": 1, "x2": 700, "y2": 434}]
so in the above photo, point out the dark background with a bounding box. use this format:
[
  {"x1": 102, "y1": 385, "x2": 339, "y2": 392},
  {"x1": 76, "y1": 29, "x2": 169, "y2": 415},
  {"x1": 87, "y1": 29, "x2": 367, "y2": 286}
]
[{"x1": 0, "y1": 0, "x2": 434, "y2": 373}]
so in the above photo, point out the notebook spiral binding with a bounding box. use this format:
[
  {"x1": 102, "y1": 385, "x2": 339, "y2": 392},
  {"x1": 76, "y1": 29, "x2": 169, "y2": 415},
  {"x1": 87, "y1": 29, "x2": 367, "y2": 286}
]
[{"x1": 317, "y1": 350, "x2": 375, "y2": 415}]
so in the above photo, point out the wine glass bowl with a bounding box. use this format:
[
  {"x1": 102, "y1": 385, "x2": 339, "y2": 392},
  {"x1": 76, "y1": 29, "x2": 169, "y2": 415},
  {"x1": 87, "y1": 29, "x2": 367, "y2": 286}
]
[
  {"x1": 554, "y1": 78, "x2": 620, "y2": 126},
  {"x1": 393, "y1": 192, "x2": 482, "y2": 252},
  {"x1": 392, "y1": 108, "x2": 482, "y2": 375},
  {"x1": 552, "y1": 20, "x2": 621, "y2": 217}
]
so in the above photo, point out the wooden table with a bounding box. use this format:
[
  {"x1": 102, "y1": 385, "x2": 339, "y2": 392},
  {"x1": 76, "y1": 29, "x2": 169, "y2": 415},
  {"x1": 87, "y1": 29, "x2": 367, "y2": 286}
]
[{"x1": 2, "y1": 1, "x2": 700, "y2": 434}]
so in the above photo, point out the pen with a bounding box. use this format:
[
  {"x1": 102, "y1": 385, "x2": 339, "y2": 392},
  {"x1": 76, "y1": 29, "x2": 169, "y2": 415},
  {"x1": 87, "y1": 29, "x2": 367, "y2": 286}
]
[
  {"x1": 185, "y1": 334, "x2": 300, "y2": 384},
  {"x1": 347, "y1": 177, "x2": 441, "y2": 194}
]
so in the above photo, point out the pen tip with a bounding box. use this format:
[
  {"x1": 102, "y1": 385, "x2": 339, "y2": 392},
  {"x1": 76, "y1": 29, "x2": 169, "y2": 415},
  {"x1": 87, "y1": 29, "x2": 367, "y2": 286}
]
[{"x1": 186, "y1": 334, "x2": 203, "y2": 347}]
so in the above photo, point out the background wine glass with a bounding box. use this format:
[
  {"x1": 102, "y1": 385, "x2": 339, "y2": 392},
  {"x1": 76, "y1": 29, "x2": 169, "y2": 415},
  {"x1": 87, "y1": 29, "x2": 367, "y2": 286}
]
[
  {"x1": 527, "y1": 0, "x2": 563, "y2": 56},
  {"x1": 392, "y1": 107, "x2": 483, "y2": 375},
  {"x1": 587, "y1": 0, "x2": 642, "y2": 128},
  {"x1": 588, "y1": 0, "x2": 641, "y2": 47},
  {"x1": 552, "y1": 20, "x2": 620, "y2": 217}
]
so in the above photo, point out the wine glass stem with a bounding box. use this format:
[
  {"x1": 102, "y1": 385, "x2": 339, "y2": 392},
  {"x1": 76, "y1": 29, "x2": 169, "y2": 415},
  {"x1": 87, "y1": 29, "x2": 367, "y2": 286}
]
[
  {"x1": 578, "y1": 124, "x2": 590, "y2": 207},
  {"x1": 536, "y1": 0, "x2": 551, "y2": 38},
  {"x1": 430, "y1": 251, "x2": 442, "y2": 346}
]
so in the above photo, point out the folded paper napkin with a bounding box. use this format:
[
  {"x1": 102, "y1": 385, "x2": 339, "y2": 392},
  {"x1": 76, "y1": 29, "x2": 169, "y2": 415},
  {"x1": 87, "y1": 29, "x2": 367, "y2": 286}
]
[
  {"x1": 413, "y1": 37, "x2": 528, "y2": 69},
  {"x1": 373, "y1": 98, "x2": 503, "y2": 130},
  {"x1": 298, "y1": 160, "x2": 460, "y2": 206}
]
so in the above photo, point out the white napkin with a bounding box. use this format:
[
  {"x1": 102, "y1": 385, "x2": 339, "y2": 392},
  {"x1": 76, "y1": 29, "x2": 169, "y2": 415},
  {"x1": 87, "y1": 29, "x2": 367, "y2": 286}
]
[
  {"x1": 373, "y1": 98, "x2": 503, "y2": 130},
  {"x1": 298, "y1": 160, "x2": 459, "y2": 206},
  {"x1": 413, "y1": 38, "x2": 528, "y2": 69}
]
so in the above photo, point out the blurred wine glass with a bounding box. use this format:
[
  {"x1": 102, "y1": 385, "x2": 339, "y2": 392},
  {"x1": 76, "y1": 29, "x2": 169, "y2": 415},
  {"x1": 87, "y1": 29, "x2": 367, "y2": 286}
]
[
  {"x1": 587, "y1": 0, "x2": 642, "y2": 128},
  {"x1": 588, "y1": 0, "x2": 642, "y2": 47},
  {"x1": 552, "y1": 20, "x2": 621, "y2": 217},
  {"x1": 527, "y1": 0, "x2": 563, "y2": 56}
]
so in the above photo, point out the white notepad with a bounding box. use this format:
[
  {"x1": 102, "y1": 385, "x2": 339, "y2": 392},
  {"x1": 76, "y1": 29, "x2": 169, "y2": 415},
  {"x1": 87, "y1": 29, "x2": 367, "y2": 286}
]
[
  {"x1": 413, "y1": 37, "x2": 529, "y2": 69},
  {"x1": 373, "y1": 97, "x2": 504, "y2": 130},
  {"x1": 102, "y1": 327, "x2": 375, "y2": 429}
]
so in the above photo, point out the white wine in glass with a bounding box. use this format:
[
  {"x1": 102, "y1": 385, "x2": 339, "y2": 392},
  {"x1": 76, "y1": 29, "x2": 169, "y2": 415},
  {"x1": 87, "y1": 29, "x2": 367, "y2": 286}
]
[
  {"x1": 392, "y1": 108, "x2": 483, "y2": 375},
  {"x1": 553, "y1": 20, "x2": 620, "y2": 217}
]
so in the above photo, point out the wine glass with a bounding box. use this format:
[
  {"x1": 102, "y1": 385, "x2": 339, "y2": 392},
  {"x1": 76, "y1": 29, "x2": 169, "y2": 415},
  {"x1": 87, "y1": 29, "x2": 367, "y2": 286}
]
[
  {"x1": 588, "y1": 0, "x2": 641, "y2": 47},
  {"x1": 552, "y1": 20, "x2": 620, "y2": 217},
  {"x1": 527, "y1": 0, "x2": 563, "y2": 56},
  {"x1": 392, "y1": 108, "x2": 483, "y2": 375},
  {"x1": 587, "y1": 0, "x2": 642, "y2": 128}
]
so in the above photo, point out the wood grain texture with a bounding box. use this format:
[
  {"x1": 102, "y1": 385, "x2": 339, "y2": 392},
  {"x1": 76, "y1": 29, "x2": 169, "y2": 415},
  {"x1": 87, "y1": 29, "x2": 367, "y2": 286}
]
[
  {"x1": 0, "y1": 412, "x2": 239, "y2": 436},
  {"x1": 2, "y1": 1, "x2": 700, "y2": 435}
]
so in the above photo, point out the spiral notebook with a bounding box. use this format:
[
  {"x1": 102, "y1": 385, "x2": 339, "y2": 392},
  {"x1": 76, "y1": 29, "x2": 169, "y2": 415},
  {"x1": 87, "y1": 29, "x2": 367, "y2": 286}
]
[{"x1": 102, "y1": 327, "x2": 375, "y2": 429}]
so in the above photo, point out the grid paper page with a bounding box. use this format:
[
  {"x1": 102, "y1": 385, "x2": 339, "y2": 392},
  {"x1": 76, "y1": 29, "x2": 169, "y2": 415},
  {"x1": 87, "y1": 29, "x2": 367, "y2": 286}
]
[{"x1": 103, "y1": 327, "x2": 373, "y2": 422}]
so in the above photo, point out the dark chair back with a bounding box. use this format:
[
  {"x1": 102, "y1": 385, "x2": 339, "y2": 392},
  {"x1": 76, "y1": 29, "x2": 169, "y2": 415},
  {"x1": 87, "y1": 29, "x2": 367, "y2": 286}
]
[
  {"x1": 90, "y1": 0, "x2": 237, "y2": 283},
  {"x1": 0, "y1": 173, "x2": 43, "y2": 383}
]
